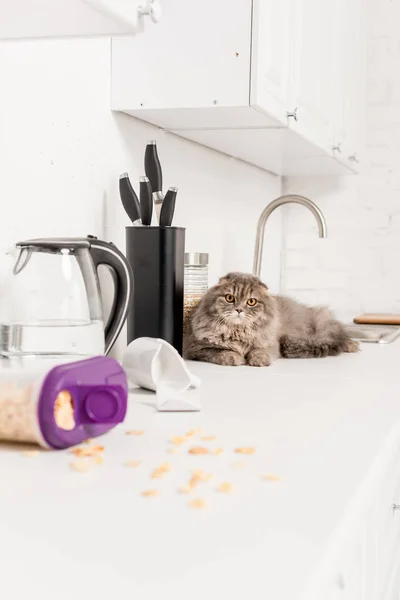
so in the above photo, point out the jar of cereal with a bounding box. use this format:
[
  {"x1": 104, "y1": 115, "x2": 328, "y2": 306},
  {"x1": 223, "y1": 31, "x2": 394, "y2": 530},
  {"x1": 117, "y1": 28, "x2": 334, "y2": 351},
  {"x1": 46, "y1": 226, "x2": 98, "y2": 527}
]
[{"x1": 183, "y1": 253, "x2": 209, "y2": 335}]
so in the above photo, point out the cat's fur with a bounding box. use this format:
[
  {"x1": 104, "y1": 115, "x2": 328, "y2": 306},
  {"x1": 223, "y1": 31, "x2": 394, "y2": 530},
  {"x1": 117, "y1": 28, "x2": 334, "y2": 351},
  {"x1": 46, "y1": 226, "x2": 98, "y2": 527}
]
[{"x1": 183, "y1": 272, "x2": 359, "y2": 367}]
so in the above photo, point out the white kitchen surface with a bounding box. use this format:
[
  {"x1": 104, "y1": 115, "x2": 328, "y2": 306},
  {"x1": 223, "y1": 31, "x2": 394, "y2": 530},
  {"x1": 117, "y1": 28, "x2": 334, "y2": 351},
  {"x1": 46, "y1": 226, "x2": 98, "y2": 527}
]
[{"x1": 0, "y1": 344, "x2": 399, "y2": 599}]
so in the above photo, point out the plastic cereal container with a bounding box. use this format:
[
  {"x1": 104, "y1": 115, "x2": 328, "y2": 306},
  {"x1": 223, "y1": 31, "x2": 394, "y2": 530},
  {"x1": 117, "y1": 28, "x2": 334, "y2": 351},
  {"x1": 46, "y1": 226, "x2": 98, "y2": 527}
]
[{"x1": 0, "y1": 356, "x2": 128, "y2": 449}]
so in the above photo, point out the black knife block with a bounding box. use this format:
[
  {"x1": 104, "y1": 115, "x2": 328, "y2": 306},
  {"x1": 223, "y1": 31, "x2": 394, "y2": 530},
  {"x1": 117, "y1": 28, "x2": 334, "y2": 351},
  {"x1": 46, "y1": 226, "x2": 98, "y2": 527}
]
[{"x1": 126, "y1": 226, "x2": 185, "y2": 354}]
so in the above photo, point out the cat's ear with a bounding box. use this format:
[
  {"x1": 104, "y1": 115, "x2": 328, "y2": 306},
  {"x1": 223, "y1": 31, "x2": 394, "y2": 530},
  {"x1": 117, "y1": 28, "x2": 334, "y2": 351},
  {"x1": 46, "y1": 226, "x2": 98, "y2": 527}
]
[
  {"x1": 218, "y1": 272, "x2": 240, "y2": 284},
  {"x1": 218, "y1": 272, "x2": 269, "y2": 290}
]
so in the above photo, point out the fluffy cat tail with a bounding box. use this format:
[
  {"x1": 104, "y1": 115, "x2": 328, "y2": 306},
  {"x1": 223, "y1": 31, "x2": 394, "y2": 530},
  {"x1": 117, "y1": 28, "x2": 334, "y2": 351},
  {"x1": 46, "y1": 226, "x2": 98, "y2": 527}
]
[{"x1": 280, "y1": 333, "x2": 360, "y2": 359}]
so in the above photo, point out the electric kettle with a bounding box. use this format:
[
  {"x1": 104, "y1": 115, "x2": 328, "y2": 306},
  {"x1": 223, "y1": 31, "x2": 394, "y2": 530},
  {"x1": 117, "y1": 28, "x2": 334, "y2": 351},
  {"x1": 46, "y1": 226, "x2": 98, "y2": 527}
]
[{"x1": 0, "y1": 235, "x2": 133, "y2": 358}]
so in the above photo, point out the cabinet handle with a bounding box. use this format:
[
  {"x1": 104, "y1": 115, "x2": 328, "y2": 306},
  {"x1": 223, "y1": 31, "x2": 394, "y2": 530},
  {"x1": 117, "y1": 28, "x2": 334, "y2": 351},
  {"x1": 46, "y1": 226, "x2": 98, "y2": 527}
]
[
  {"x1": 332, "y1": 144, "x2": 342, "y2": 154},
  {"x1": 138, "y1": 0, "x2": 162, "y2": 23},
  {"x1": 286, "y1": 108, "x2": 298, "y2": 121},
  {"x1": 348, "y1": 154, "x2": 359, "y2": 164},
  {"x1": 393, "y1": 504, "x2": 400, "y2": 513}
]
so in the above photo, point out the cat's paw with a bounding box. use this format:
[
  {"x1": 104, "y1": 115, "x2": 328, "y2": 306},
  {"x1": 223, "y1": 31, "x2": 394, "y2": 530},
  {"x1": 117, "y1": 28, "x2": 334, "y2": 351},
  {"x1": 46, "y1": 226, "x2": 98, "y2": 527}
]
[
  {"x1": 247, "y1": 349, "x2": 271, "y2": 367},
  {"x1": 215, "y1": 351, "x2": 246, "y2": 366},
  {"x1": 343, "y1": 339, "x2": 360, "y2": 353}
]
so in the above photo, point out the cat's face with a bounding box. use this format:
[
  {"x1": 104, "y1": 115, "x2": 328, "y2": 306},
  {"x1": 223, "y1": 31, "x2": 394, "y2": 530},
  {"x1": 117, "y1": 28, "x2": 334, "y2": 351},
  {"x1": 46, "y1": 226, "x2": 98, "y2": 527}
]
[{"x1": 202, "y1": 272, "x2": 272, "y2": 328}]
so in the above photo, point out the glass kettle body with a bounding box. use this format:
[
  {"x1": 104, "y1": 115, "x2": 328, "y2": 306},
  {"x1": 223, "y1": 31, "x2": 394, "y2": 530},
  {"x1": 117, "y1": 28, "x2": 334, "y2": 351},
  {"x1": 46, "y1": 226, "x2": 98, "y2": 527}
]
[{"x1": 0, "y1": 236, "x2": 133, "y2": 359}]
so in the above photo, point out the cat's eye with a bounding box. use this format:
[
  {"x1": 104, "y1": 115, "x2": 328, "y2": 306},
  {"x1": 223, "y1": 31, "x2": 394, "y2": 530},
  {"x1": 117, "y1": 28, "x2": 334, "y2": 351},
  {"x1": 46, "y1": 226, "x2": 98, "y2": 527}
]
[
  {"x1": 225, "y1": 294, "x2": 235, "y2": 303},
  {"x1": 247, "y1": 298, "x2": 257, "y2": 306}
]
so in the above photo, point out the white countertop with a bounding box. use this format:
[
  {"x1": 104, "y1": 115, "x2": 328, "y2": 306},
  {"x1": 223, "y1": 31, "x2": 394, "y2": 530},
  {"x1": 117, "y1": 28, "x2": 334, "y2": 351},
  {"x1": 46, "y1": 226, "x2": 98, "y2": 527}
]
[{"x1": 1, "y1": 344, "x2": 400, "y2": 600}]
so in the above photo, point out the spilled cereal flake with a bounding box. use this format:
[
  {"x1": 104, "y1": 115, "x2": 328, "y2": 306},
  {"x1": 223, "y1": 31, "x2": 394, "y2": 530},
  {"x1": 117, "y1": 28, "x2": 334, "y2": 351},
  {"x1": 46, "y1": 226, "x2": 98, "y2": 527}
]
[
  {"x1": 141, "y1": 489, "x2": 160, "y2": 498},
  {"x1": 262, "y1": 474, "x2": 281, "y2": 482},
  {"x1": 211, "y1": 448, "x2": 224, "y2": 456},
  {"x1": 70, "y1": 460, "x2": 92, "y2": 473},
  {"x1": 217, "y1": 482, "x2": 234, "y2": 494},
  {"x1": 188, "y1": 446, "x2": 209, "y2": 455},
  {"x1": 200, "y1": 435, "x2": 216, "y2": 441},
  {"x1": 178, "y1": 485, "x2": 192, "y2": 494},
  {"x1": 192, "y1": 469, "x2": 212, "y2": 482},
  {"x1": 167, "y1": 447, "x2": 179, "y2": 454},
  {"x1": 124, "y1": 460, "x2": 141, "y2": 468},
  {"x1": 189, "y1": 498, "x2": 206, "y2": 509},
  {"x1": 151, "y1": 462, "x2": 172, "y2": 479},
  {"x1": 93, "y1": 456, "x2": 104, "y2": 465},
  {"x1": 21, "y1": 450, "x2": 40, "y2": 458},
  {"x1": 170, "y1": 436, "x2": 186, "y2": 445},
  {"x1": 126, "y1": 430, "x2": 144, "y2": 436},
  {"x1": 70, "y1": 445, "x2": 104, "y2": 457},
  {"x1": 186, "y1": 428, "x2": 204, "y2": 438},
  {"x1": 233, "y1": 461, "x2": 246, "y2": 468},
  {"x1": 235, "y1": 447, "x2": 255, "y2": 455},
  {"x1": 159, "y1": 463, "x2": 171, "y2": 472}
]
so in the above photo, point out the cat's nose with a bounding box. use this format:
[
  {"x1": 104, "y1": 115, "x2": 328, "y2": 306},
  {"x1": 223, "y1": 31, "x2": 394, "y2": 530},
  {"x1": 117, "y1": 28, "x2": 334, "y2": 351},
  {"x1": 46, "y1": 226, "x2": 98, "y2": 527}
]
[{"x1": 236, "y1": 309, "x2": 243, "y2": 314}]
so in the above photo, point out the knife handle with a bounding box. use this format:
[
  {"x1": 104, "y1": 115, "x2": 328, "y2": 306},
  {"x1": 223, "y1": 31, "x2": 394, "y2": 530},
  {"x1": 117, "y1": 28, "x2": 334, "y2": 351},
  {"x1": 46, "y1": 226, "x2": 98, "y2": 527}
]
[
  {"x1": 139, "y1": 176, "x2": 153, "y2": 226},
  {"x1": 159, "y1": 187, "x2": 177, "y2": 227},
  {"x1": 144, "y1": 140, "x2": 163, "y2": 195},
  {"x1": 119, "y1": 173, "x2": 142, "y2": 225}
]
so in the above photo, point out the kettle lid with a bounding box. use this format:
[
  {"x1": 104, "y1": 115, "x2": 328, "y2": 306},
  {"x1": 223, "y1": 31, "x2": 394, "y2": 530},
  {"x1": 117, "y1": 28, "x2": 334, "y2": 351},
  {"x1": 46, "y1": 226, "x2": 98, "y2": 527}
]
[{"x1": 16, "y1": 237, "x2": 92, "y2": 250}]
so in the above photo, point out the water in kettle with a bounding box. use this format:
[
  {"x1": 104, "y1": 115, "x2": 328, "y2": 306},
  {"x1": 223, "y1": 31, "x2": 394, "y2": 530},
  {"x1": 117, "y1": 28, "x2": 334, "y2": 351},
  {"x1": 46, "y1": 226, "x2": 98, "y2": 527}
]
[{"x1": 0, "y1": 320, "x2": 105, "y2": 358}]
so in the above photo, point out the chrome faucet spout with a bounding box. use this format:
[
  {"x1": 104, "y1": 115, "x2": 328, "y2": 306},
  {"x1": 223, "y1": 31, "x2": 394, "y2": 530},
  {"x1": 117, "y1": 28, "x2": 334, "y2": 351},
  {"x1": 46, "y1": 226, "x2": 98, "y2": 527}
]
[{"x1": 253, "y1": 194, "x2": 327, "y2": 277}]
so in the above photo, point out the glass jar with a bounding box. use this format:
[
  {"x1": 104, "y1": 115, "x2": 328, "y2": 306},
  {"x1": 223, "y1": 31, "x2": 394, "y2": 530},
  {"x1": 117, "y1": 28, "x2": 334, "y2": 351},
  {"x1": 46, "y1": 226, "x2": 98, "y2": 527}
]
[{"x1": 183, "y1": 253, "x2": 209, "y2": 334}]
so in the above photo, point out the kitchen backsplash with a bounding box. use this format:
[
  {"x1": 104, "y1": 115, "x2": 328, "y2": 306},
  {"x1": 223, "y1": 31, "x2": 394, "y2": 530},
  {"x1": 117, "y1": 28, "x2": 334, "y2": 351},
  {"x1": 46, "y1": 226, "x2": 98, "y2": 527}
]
[{"x1": 282, "y1": 0, "x2": 400, "y2": 319}]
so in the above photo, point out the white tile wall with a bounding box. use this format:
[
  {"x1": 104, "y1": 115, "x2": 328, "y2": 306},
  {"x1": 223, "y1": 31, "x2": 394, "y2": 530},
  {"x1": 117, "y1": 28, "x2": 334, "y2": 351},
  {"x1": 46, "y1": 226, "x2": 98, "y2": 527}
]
[
  {"x1": 0, "y1": 37, "x2": 282, "y2": 357},
  {"x1": 282, "y1": 0, "x2": 400, "y2": 319}
]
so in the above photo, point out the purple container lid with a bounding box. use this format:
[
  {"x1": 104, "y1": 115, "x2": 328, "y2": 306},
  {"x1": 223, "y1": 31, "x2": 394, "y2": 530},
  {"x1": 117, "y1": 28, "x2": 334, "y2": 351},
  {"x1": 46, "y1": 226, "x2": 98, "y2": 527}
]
[{"x1": 37, "y1": 356, "x2": 128, "y2": 449}]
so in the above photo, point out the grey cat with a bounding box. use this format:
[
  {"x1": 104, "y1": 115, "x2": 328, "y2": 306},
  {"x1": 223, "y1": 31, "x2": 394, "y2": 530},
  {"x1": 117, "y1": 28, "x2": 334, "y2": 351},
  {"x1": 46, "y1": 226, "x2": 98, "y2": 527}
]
[{"x1": 183, "y1": 272, "x2": 359, "y2": 367}]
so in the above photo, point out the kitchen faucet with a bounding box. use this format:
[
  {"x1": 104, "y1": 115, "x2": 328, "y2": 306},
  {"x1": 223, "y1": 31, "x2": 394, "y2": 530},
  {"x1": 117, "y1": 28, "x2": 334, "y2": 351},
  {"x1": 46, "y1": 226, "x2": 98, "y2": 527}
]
[{"x1": 253, "y1": 194, "x2": 327, "y2": 277}]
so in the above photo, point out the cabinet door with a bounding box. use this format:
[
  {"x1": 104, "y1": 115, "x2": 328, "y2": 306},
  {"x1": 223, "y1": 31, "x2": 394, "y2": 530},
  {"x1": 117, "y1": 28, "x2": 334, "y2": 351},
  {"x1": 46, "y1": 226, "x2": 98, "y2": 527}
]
[
  {"x1": 332, "y1": 0, "x2": 366, "y2": 169},
  {"x1": 289, "y1": 0, "x2": 335, "y2": 152},
  {"x1": 0, "y1": 0, "x2": 144, "y2": 39},
  {"x1": 250, "y1": 0, "x2": 292, "y2": 124}
]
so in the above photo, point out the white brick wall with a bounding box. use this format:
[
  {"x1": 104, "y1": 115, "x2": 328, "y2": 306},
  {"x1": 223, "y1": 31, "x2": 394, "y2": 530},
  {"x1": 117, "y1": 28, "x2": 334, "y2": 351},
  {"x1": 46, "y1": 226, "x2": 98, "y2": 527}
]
[{"x1": 282, "y1": 0, "x2": 400, "y2": 319}]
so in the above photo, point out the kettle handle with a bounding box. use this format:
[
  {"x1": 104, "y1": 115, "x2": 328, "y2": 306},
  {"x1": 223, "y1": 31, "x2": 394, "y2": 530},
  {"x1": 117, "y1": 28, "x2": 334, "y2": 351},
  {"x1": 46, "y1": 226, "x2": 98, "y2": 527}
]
[{"x1": 88, "y1": 238, "x2": 133, "y2": 355}]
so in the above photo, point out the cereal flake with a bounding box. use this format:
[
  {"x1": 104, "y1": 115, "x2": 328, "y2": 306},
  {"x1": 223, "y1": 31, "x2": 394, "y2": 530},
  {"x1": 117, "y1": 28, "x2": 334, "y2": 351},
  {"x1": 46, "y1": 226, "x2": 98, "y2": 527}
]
[
  {"x1": 188, "y1": 446, "x2": 209, "y2": 455},
  {"x1": 211, "y1": 448, "x2": 224, "y2": 456},
  {"x1": 217, "y1": 482, "x2": 234, "y2": 494},
  {"x1": 124, "y1": 460, "x2": 141, "y2": 468},
  {"x1": 70, "y1": 460, "x2": 93, "y2": 473},
  {"x1": 235, "y1": 447, "x2": 256, "y2": 455},
  {"x1": 189, "y1": 498, "x2": 206, "y2": 509},
  {"x1": 170, "y1": 436, "x2": 186, "y2": 445},
  {"x1": 262, "y1": 474, "x2": 281, "y2": 482},
  {"x1": 141, "y1": 489, "x2": 160, "y2": 498}
]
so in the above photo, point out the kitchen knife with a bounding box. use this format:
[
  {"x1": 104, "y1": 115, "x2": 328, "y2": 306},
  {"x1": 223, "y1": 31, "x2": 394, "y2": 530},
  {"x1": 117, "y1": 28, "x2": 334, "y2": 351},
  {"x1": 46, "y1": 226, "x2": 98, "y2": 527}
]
[
  {"x1": 119, "y1": 173, "x2": 141, "y2": 225},
  {"x1": 144, "y1": 140, "x2": 164, "y2": 222},
  {"x1": 139, "y1": 176, "x2": 153, "y2": 226},
  {"x1": 159, "y1": 187, "x2": 178, "y2": 227}
]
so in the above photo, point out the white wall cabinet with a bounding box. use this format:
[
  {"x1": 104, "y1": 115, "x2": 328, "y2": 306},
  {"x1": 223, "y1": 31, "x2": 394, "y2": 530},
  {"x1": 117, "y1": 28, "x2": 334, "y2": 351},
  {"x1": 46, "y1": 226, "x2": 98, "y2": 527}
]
[
  {"x1": 289, "y1": 0, "x2": 335, "y2": 154},
  {"x1": 331, "y1": 0, "x2": 367, "y2": 168},
  {"x1": 250, "y1": 0, "x2": 292, "y2": 126},
  {"x1": 111, "y1": 0, "x2": 366, "y2": 176},
  {"x1": 0, "y1": 0, "x2": 152, "y2": 39}
]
